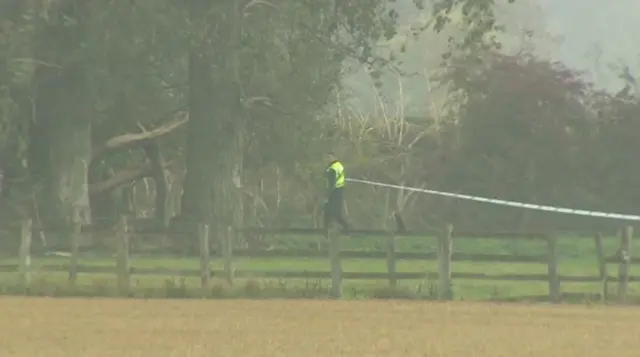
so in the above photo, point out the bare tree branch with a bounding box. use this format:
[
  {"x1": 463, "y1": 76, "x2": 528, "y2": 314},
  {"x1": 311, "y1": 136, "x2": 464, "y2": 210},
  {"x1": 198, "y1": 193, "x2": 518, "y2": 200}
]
[
  {"x1": 92, "y1": 113, "x2": 187, "y2": 160},
  {"x1": 88, "y1": 162, "x2": 152, "y2": 195}
]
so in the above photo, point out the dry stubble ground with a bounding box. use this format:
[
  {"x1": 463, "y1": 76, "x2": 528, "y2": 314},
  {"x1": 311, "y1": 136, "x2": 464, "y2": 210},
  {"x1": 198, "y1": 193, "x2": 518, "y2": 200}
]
[{"x1": 2, "y1": 297, "x2": 640, "y2": 357}]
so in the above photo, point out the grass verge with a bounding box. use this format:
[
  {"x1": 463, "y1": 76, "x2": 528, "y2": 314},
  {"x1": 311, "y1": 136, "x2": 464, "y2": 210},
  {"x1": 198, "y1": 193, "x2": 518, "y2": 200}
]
[{"x1": 0, "y1": 269, "x2": 636, "y2": 305}]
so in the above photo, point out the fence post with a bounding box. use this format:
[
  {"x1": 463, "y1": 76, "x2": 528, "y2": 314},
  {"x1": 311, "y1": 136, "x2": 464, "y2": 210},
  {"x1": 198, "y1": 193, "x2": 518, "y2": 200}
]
[
  {"x1": 223, "y1": 226, "x2": 234, "y2": 285},
  {"x1": 68, "y1": 222, "x2": 81, "y2": 283},
  {"x1": 437, "y1": 224, "x2": 453, "y2": 300},
  {"x1": 546, "y1": 235, "x2": 560, "y2": 303},
  {"x1": 594, "y1": 232, "x2": 608, "y2": 302},
  {"x1": 617, "y1": 226, "x2": 633, "y2": 302},
  {"x1": 19, "y1": 219, "x2": 32, "y2": 291},
  {"x1": 116, "y1": 216, "x2": 130, "y2": 296},
  {"x1": 386, "y1": 232, "x2": 397, "y2": 289},
  {"x1": 198, "y1": 223, "x2": 210, "y2": 289},
  {"x1": 328, "y1": 229, "x2": 342, "y2": 298}
]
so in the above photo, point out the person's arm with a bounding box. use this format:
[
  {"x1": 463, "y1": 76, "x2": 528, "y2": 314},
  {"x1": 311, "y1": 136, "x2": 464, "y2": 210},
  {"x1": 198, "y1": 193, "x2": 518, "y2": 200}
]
[{"x1": 326, "y1": 168, "x2": 336, "y2": 199}]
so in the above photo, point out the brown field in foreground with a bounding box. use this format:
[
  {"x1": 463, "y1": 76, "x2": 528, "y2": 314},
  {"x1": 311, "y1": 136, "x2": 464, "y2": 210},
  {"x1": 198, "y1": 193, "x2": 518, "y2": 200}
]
[{"x1": 1, "y1": 297, "x2": 640, "y2": 357}]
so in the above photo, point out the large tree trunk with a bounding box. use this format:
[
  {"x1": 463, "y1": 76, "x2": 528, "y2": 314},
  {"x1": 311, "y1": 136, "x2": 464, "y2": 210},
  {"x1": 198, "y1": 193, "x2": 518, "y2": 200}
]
[
  {"x1": 88, "y1": 162, "x2": 117, "y2": 229},
  {"x1": 212, "y1": 116, "x2": 244, "y2": 247},
  {"x1": 143, "y1": 141, "x2": 169, "y2": 227},
  {"x1": 29, "y1": 3, "x2": 92, "y2": 242},
  {"x1": 176, "y1": 0, "x2": 229, "y2": 228},
  {"x1": 176, "y1": 51, "x2": 217, "y2": 225},
  {"x1": 175, "y1": 0, "x2": 245, "y2": 255},
  {"x1": 30, "y1": 63, "x2": 92, "y2": 234}
]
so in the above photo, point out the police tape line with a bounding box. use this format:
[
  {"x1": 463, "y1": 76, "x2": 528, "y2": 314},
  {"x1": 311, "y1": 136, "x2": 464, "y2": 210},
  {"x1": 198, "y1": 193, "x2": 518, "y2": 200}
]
[{"x1": 346, "y1": 178, "x2": 640, "y2": 222}]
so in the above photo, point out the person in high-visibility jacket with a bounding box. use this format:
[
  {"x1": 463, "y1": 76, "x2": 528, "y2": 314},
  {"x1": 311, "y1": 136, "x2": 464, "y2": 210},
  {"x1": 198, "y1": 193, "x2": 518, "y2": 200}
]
[{"x1": 324, "y1": 152, "x2": 350, "y2": 230}]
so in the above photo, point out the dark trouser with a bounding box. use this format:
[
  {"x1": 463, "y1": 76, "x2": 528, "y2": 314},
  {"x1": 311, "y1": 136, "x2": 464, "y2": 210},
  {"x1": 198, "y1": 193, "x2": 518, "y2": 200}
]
[{"x1": 324, "y1": 188, "x2": 349, "y2": 230}]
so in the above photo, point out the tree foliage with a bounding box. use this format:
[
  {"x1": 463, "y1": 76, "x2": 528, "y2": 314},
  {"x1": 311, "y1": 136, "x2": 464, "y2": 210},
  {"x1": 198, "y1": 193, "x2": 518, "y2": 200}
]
[{"x1": 2, "y1": 0, "x2": 638, "y2": 248}]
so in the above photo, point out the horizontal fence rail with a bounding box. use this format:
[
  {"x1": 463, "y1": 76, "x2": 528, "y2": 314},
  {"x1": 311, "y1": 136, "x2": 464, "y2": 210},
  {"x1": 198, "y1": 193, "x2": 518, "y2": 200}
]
[
  {"x1": 2, "y1": 264, "x2": 638, "y2": 283},
  {"x1": 3, "y1": 218, "x2": 637, "y2": 303}
]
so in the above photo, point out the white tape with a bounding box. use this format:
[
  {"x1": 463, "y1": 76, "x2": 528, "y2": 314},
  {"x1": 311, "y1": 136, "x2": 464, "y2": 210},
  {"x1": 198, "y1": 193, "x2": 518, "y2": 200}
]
[{"x1": 346, "y1": 178, "x2": 640, "y2": 222}]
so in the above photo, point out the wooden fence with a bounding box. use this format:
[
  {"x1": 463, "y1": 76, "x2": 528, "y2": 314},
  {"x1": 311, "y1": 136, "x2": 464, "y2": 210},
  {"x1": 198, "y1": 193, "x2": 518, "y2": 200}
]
[{"x1": 5, "y1": 218, "x2": 637, "y2": 302}]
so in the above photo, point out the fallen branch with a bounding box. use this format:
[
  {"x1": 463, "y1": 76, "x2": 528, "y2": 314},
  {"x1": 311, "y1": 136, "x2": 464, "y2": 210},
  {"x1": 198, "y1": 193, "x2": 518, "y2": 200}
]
[
  {"x1": 88, "y1": 159, "x2": 178, "y2": 196},
  {"x1": 88, "y1": 162, "x2": 152, "y2": 195},
  {"x1": 92, "y1": 112, "x2": 187, "y2": 160}
]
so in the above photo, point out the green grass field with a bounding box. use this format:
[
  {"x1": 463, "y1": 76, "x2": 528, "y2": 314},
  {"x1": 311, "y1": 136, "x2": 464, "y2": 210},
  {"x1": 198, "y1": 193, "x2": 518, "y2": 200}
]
[{"x1": 0, "y1": 231, "x2": 637, "y2": 301}]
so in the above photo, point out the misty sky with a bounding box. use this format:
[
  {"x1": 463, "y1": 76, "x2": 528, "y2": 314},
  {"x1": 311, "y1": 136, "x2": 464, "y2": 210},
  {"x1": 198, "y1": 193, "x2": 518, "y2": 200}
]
[
  {"x1": 545, "y1": 0, "x2": 640, "y2": 91},
  {"x1": 342, "y1": 0, "x2": 640, "y2": 116}
]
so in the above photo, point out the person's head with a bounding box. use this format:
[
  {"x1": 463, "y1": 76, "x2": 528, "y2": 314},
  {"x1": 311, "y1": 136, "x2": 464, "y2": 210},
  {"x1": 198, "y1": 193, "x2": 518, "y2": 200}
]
[{"x1": 325, "y1": 152, "x2": 336, "y2": 163}]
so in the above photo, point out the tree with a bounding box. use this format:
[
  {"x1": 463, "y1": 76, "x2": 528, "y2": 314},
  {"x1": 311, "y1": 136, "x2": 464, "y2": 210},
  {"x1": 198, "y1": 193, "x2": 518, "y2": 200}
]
[
  {"x1": 174, "y1": 0, "x2": 426, "y2": 234},
  {"x1": 0, "y1": 0, "x2": 526, "y2": 248},
  {"x1": 26, "y1": 1, "x2": 94, "y2": 235},
  {"x1": 432, "y1": 48, "x2": 595, "y2": 229}
]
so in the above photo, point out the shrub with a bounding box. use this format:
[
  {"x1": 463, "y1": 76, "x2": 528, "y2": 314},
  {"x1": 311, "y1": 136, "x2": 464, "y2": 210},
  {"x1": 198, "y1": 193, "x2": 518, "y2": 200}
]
[
  {"x1": 243, "y1": 279, "x2": 262, "y2": 297},
  {"x1": 371, "y1": 285, "x2": 417, "y2": 300}
]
